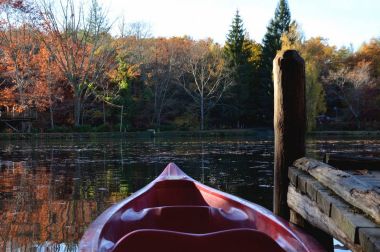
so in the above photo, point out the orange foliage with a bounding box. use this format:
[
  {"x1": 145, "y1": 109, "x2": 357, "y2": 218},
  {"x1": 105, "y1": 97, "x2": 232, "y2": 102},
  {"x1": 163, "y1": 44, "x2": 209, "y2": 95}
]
[
  {"x1": 356, "y1": 39, "x2": 380, "y2": 80},
  {"x1": 0, "y1": 26, "x2": 62, "y2": 113},
  {"x1": 0, "y1": 86, "x2": 17, "y2": 108}
]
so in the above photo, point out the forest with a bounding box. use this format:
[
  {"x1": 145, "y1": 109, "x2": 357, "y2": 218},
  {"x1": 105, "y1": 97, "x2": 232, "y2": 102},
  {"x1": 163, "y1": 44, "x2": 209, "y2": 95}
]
[{"x1": 0, "y1": 0, "x2": 379, "y2": 132}]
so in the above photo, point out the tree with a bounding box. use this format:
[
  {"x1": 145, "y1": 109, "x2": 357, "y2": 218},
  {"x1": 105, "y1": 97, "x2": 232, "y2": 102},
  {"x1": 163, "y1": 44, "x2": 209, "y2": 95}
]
[
  {"x1": 145, "y1": 37, "x2": 190, "y2": 130},
  {"x1": 281, "y1": 23, "x2": 327, "y2": 131},
  {"x1": 37, "y1": 0, "x2": 115, "y2": 126},
  {"x1": 324, "y1": 61, "x2": 374, "y2": 129},
  {"x1": 0, "y1": 85, "x2": 18, "y2": 112},
  {"x1": 1, "y1": 4, "x2": 24, "y2": 107},
  {"x1": 0, "y1": 0, "x2": 33, "y2": 13},
  {"x1": 35, "y1": 45, "x2": 66, "y2": 129},
  {"x1": 179, "y1": 40, "x2": 233, "y2": 130},
  {"x1": 259, "y1": 0, "x2": 291, "y2": 119},
  {"x1": 223, "y1": 10, "x2": 260, "y2": 126},
  {"x1": 356, "y1": 38, "x2": 380, "y2": 79},
  {"x1": 304, "y1": 62, "x2": 326, "y2": 131},
  {"x1": 0, "y1": 1, "x2": 69, "y2": 131},
  {"x1": 224, "y1": 10, "x2": 245, "y2": 74},
  {"x1": 280, "y1": 21, "x2": 302, "y2": 50},
  {"x1": 0, "y1": 24, "x2": 37, "y2": 114},
  {"x1": 106, "y1": 55, "x2": 138, "y2": 130},
  {"x1": 117, "y1": 21, "x2": 152, "y2": 64},
  {"x1": 0, "y1": 2, "x2": 48, "y2": 131},
  {"x1": 354, "y1": 38, "x2": 380, "y2": 124}
]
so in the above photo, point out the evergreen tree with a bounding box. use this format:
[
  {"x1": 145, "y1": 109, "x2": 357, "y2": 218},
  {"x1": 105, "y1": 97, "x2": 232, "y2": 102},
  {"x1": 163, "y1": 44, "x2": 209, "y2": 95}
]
[
  {"x1": 224, "y1": 10, "x2": 246, "y2": 75},
  {"x1": 259, "y1": 0, "x2": 291, "y2": 121},
  {"x1": 222, "y1": 10, "x2": 258, "y2": 126}
]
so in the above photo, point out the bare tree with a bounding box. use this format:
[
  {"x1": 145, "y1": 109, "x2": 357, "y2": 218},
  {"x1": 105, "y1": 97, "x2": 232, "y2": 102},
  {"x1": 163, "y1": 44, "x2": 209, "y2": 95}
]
[
  {"x1": 149, "y1": 51, "x2": 173, "y2": 130},
  {"x1": 118, "y1": 20, "x2": 152, "y2": 66},
  {"x1": 117, "y1": 17, "x2": 152, "y2": 39},
  {"x1": 324, "y1": 61, "x2": 374, "y2": 128},
  {"x1": 0, "y1": 3, "x2": 40, "y2": 131},
  {"x1": 179, "y1": 40, "x2": 233, "y2": 130},
  {"x1": 144, "y1": 38, "x2": 189, "y2": 130},
  {"x1": 37, "y1": 0, "x2": 115, "y2": 126},
  {"x1": 124, "y1": 21, "x2": 151, "y2": 40}
]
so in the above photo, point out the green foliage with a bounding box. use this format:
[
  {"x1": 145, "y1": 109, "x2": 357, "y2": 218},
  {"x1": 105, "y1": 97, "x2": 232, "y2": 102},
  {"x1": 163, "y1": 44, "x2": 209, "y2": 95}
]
[
  {"x1": 259, "y1": 0, "x2": 291, "y2": 118},
  {"x1": 301, "y1": 39, "x2": 330, "y2": 131},
  {"x1": 142, "y1": 86, "x2": 153, "y2": 102},
  {"x1": 281, "y1": 22, "x2": 327, "y2": 131},
  {"x1": 173, "y1": 113, "x2": 198, "y2": 130},
  {"x1": 305, "y1": 63, "x2": 326, "y2": 131},
  {"x1": 119, "y1": 80, "x2": 128, "y2": 90},
  {"x1": 74, "y1": 124, "x2": 93, "y2": 132},
  {"x1": 46, "y1": 126, "x2": 71, "y2": 133},
  {"x1": 94, "y1": 124, "x2": 112, "y2": 132},
  {"x1": 224, "y1": 10, "x2": 246, "y2": 71},
  {"x1": 222, "y1": 10, "x2": 261, "y2": 125},
  {"x1": 3, "y1": 0, "x2": 380, "y2": 132},
  {"x1": 113, "y1": 56, "x2": 133, "y2": 89}
]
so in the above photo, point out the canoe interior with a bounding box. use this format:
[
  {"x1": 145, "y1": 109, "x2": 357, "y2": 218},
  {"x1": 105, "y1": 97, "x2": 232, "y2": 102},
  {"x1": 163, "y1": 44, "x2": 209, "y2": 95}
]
[{"x1": 80, "y1": 163, "x2": 325, "y2": 252}]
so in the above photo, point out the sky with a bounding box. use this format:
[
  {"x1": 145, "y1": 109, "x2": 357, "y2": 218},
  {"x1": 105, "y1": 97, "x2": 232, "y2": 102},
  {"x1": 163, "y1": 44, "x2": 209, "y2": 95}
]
[{"x1": 98, "y1": 0, "x2": 380, "y2": 50}]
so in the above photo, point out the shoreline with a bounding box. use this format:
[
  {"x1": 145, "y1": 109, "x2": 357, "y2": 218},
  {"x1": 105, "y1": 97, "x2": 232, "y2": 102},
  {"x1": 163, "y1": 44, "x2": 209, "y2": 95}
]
[
  {"x1": 0, "y1": 129, "x2": 269, "y2": 140},
  {"x1": 0, "y1": 129, "x2": 380, "y2": 140}
]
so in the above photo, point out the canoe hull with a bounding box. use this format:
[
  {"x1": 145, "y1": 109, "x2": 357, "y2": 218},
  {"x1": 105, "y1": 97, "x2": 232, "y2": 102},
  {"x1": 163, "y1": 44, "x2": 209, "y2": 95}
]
[{"x1": 80, "y1": 163, "x2": 325, "y2": 252}]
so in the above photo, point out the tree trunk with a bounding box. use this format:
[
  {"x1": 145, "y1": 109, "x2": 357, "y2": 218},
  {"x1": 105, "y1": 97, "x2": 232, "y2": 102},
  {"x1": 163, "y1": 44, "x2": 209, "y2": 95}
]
[
  {"x1": 200, "y1": 96, "x2": 204, "y2": 131},
  {"x1": 103, "y1": 101, "x2": 106, "y2": 125},
  {"x1": 74, "y1": 95, "x2": 81, "y2": 127},
  {"x1": 157, "y1": 112, "x2": 161, "y2": 131},
  {"x1": 50, "y1": 105, "x2": 54, "y2": 129},
  {"x1": 120, "y1": 105, "x2": 124, "y2": 132}
]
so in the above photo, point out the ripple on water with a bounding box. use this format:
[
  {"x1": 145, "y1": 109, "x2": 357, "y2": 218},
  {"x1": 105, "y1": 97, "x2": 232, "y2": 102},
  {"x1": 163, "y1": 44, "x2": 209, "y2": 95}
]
[{"x1": 0, "y1": 135, "x2": 379, "y2": 251}]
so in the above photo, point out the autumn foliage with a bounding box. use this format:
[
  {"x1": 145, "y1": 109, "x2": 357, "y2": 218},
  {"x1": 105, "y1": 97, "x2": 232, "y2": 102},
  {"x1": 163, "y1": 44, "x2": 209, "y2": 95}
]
[{"x1": 0, "y1": 0, "x2": 379, "y2": 132}]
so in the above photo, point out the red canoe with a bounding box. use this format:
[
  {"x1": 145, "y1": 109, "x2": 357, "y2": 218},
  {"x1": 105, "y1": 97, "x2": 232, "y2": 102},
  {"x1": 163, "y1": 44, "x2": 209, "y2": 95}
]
[{"x1": 79, "y1": 163, "x2": 325, "y2": 252}]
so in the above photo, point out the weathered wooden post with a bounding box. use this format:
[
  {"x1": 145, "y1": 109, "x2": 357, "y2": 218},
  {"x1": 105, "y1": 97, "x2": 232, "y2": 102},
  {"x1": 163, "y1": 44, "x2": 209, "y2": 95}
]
[{"x1": 273, "y1": 50, "x2": 306, "y2": 219}]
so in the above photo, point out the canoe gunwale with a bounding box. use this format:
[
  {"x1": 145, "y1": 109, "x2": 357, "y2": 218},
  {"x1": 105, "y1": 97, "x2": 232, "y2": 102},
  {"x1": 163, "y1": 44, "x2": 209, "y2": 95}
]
[{"x1": 79, "y1": 163, "x2": 325, "y2": 252}]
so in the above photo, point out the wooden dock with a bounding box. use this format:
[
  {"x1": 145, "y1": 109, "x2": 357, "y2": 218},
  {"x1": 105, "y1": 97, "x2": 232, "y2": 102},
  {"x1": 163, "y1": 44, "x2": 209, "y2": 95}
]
[
  {"x1": 273, "y1": 50, "x2": 380, "y2": 252},
  {"x1": 287, "y1": 157, "x2": 379, "y2": 252}
]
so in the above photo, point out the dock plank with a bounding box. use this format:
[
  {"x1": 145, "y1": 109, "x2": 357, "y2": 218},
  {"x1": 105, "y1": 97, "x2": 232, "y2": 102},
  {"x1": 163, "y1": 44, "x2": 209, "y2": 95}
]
[
  {"x1": 358, "y1": 228, "x2": 380, "y2": 252},
  {"x1": 294, "y1": 158, "x2": 380, "y2": 223},
  {"x1": 288, "y1": 158, "x2": 380, "y2": 252},
  {"x1": 287, "y1": 185, "x2": 363, "y2": 252}
]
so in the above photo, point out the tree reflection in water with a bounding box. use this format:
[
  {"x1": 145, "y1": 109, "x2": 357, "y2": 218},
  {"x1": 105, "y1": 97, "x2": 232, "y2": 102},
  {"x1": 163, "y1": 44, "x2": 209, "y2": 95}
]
[{"x1": 0, "y1": 135, "x2": 379, "y2": 251}]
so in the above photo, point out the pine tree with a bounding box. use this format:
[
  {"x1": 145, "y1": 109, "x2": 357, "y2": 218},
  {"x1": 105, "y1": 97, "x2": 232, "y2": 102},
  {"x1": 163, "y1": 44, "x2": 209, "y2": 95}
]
[
  {"x1": 259, "y1": 0, "x2": 291, "y2": 121},
  {"x1": 222, "y1": 10, "x2": 258, "y2": 126},
  {"x1": 224, "y1": 10, "x2": 245, "y2": 75}
]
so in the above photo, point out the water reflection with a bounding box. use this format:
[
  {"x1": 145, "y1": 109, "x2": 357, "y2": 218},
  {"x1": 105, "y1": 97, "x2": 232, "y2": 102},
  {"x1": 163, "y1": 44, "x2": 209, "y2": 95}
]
[{"x1": 0, "y1": 135, "x2": 379, "y2": 251}]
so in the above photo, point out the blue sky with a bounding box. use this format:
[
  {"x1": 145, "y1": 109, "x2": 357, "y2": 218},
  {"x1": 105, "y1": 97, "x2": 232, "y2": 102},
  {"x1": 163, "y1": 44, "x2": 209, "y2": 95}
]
[{"x1": 99, "y1": 0, "x2": 380, "y2": 50}]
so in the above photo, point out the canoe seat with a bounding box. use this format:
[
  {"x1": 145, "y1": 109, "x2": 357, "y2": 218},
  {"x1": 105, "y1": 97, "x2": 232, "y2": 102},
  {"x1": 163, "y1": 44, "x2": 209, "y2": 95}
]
[
  {"x1": 102, "y1": 205, "x2": 254, "y2": 243},
  {"x1": 112, "y1": 228, "x2": 286, "y2": 252},
  {"x1": 120, "y1": 205, "x2": 251, "y2": 233}
]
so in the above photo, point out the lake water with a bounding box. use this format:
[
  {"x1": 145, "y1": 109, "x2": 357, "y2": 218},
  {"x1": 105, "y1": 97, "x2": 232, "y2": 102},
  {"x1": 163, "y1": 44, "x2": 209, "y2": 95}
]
[{"x1": 0, "y1": 134, "x2": 379, "y2": 251}]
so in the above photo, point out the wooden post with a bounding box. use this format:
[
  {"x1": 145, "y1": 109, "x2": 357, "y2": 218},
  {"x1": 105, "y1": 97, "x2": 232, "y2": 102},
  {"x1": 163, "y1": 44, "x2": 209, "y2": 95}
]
[{"x1": 273, "y1": 50, "x2": 306, "y2": 219}]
